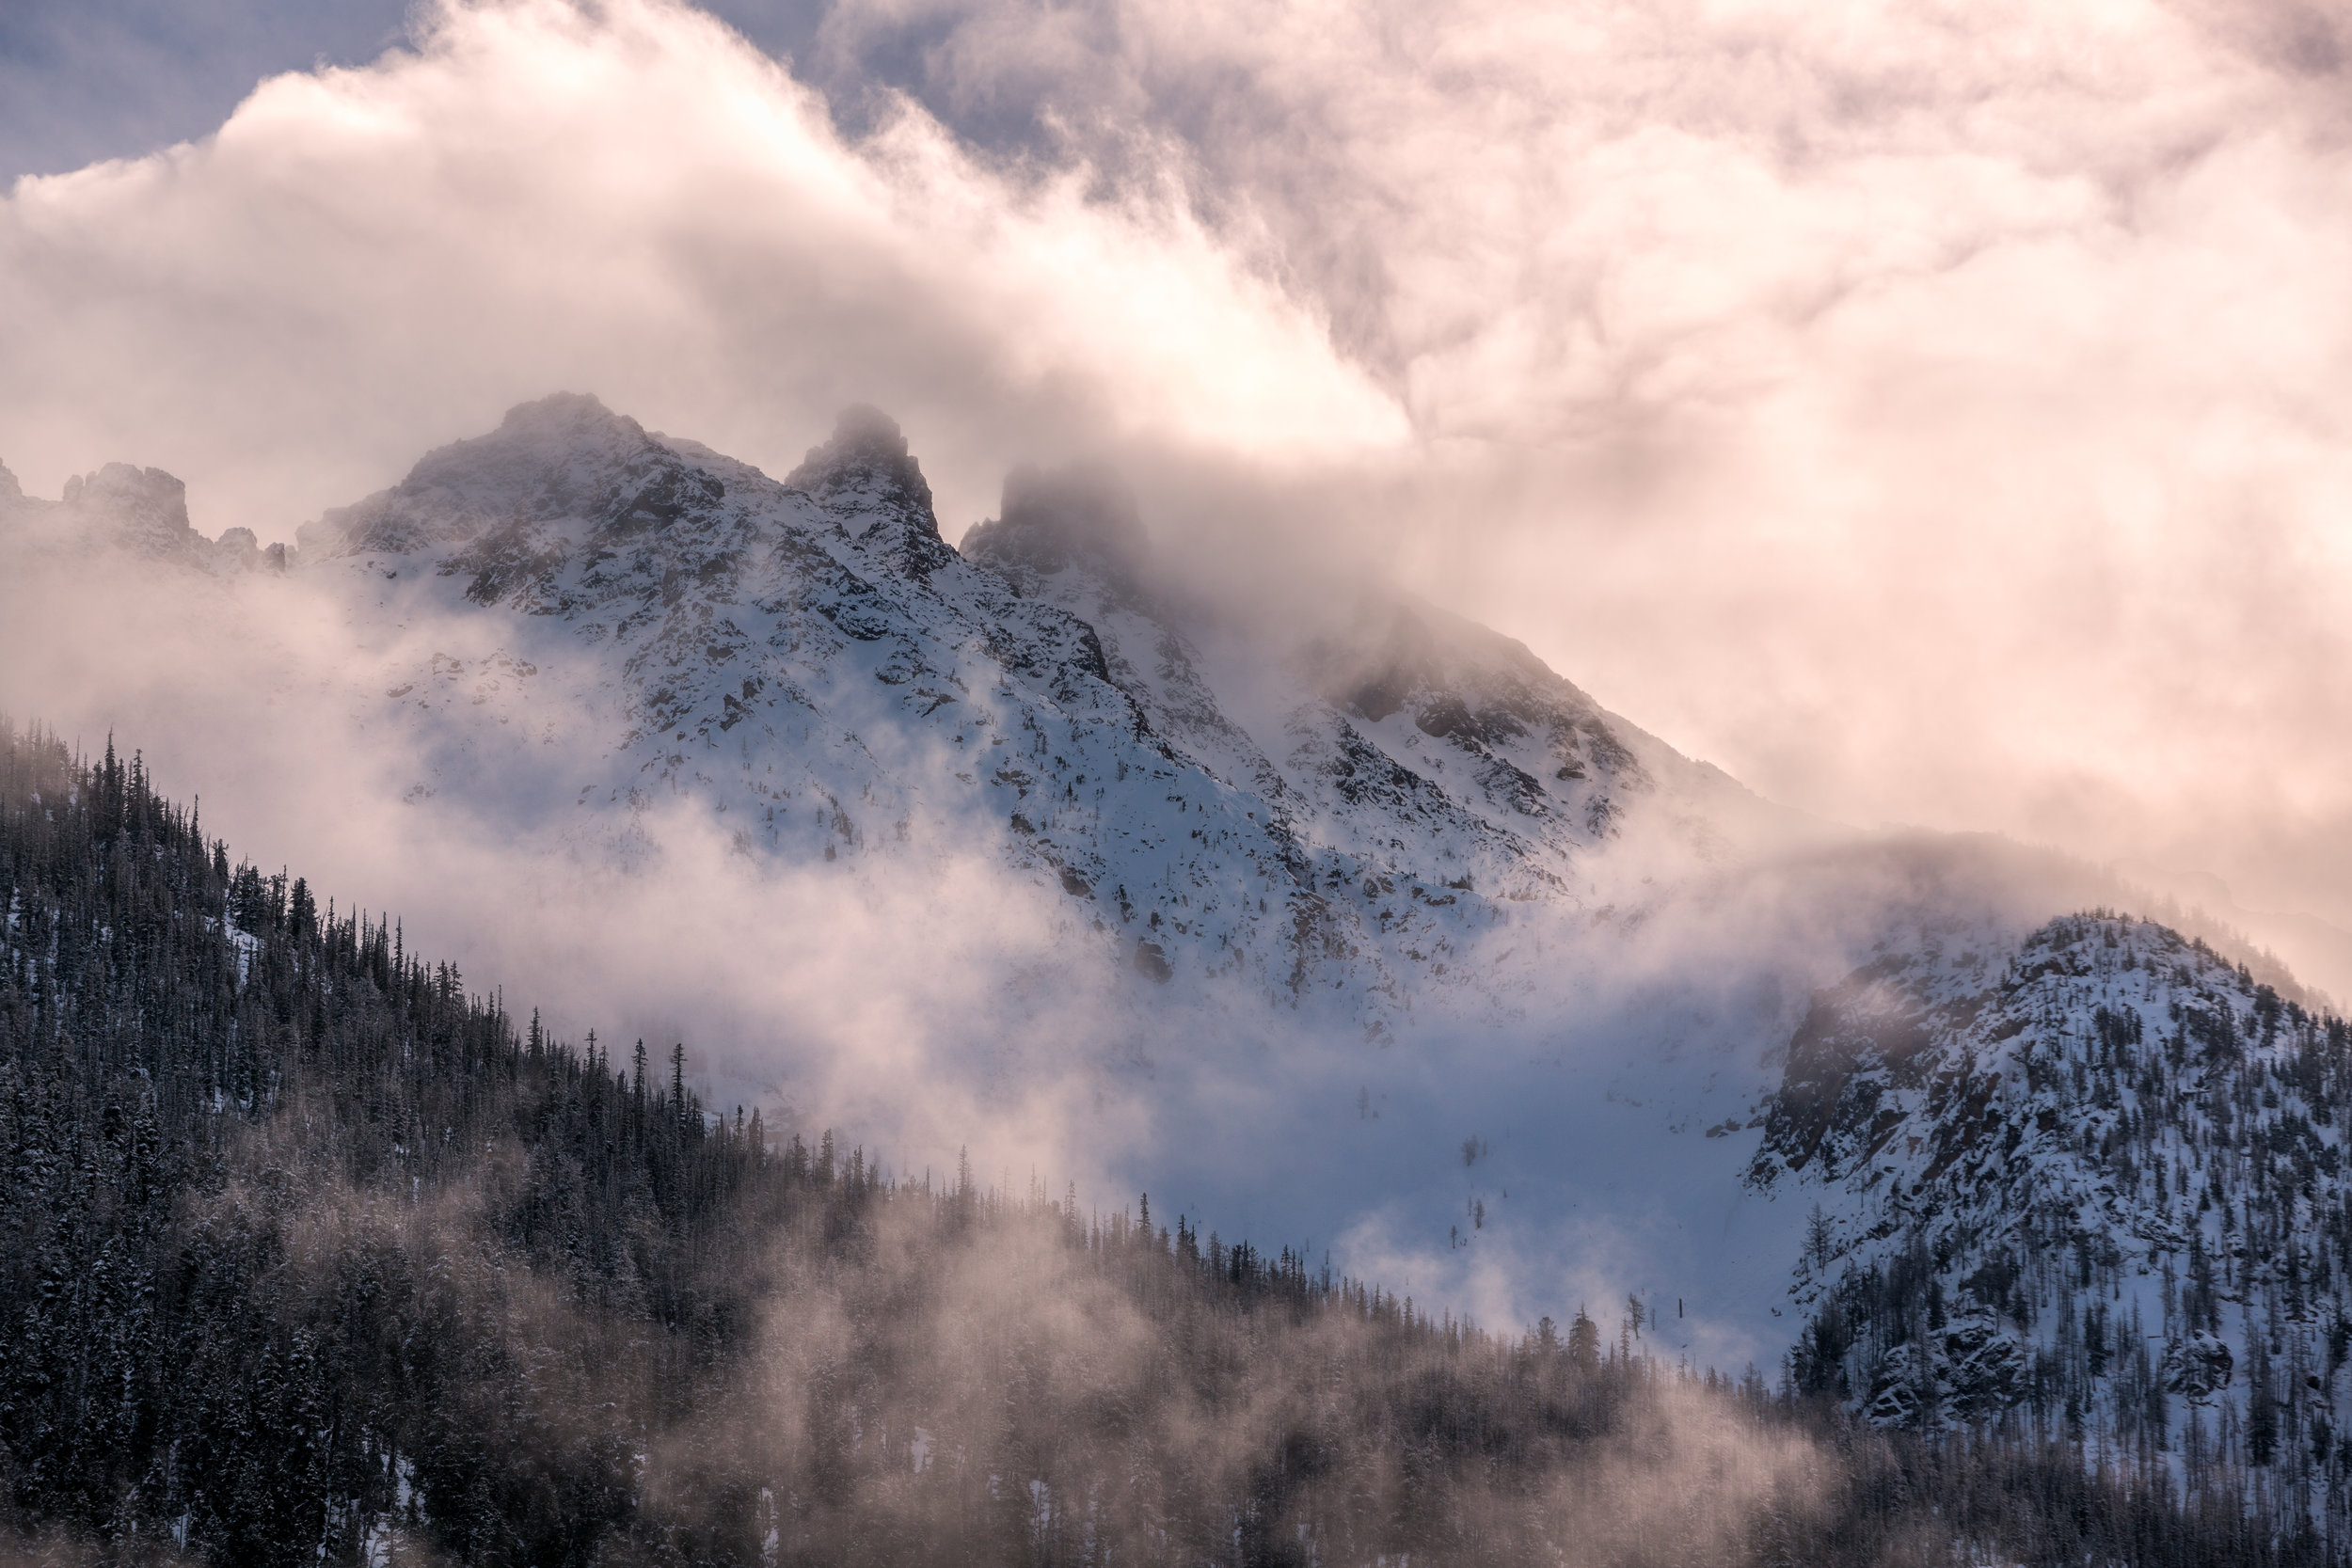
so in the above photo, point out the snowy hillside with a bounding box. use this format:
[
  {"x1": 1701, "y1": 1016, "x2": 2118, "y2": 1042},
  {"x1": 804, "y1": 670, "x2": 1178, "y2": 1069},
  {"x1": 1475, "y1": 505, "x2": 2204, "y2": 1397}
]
[{"x1": 1753, "y1": 911, "x2": 2352, "y2": 1493}]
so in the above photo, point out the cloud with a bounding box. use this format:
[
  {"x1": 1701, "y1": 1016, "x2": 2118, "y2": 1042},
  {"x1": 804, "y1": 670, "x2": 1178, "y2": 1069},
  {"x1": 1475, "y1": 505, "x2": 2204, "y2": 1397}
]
[
  {"x1": 800, "y1": 0, "x2": 2352, "y2": 983},
  {"x1": 0, "y1": 481, "x2": 2158, "y2": 1368},
  {"x1": 9, "y1": 0, "x2": 2348, "y2": 990},
  {"x1": 0, "y1": 527, "x2": 1160, "y2": 1208},
  {"x1": 0, "y1": 0, "x2": 1402, "y2": 544}
]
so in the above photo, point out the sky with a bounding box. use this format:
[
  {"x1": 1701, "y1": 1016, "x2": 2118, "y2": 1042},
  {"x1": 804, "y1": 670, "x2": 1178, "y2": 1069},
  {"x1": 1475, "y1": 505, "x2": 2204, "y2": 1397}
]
[{"x1": 3, "y1": 0, "x2": 2350, "y2": 1005}]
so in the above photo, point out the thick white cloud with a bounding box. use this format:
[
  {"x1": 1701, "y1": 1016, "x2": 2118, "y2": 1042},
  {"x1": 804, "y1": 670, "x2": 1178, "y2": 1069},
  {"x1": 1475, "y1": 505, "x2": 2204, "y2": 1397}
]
[
  {"x1": 4, "y1": 0, "x2": 2349, "y2": 996},
  {"x1": 0, "y1": 0, "x2": 1402, "y2": 539},
  {"x1": 10, "y1": 0, "x2": 2352, "y2": 1349},
  {"x1": 808, "y1": 0, "x2": 2352, "y2": 984}
]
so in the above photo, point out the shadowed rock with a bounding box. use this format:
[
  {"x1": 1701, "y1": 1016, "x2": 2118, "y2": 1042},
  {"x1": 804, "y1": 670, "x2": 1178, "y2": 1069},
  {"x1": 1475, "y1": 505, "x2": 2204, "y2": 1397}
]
[{"x1": 961, "y1": 461, "x2": 1148, "y2": 594}]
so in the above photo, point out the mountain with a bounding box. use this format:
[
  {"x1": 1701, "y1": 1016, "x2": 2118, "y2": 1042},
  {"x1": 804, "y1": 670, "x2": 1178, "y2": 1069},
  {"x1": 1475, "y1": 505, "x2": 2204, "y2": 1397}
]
[
  {"x1": 10, "y1": 394, "x2": 2350, "y2": 1507},
  {"x1": 0, "y1": 454, "x2": 288, "y2": 572},
  {"x1": 3, "y1": 720, "x2": 2293, "y2": 1568},
  {"x1": 281, "y1": 392, "x2": 1787, "y2": 1020}
]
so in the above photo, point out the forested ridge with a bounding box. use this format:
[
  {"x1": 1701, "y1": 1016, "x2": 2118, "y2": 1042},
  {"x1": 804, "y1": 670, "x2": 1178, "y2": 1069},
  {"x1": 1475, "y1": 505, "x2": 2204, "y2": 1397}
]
[
  {"x1": 0, "y1": 717, "x2": 2339, "y2": 1566},
  {"x1": 1755, "y1": 908, "x2": 2352, "y2": 1558}
]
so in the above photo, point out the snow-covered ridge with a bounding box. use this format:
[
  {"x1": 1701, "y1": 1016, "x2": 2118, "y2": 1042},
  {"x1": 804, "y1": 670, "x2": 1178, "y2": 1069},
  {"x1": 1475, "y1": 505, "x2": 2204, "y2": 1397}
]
[
  {"x1": 1755, "y1": 911, "x2": 2352, "y2": 1476},
  {"x1": 274, "y1": 392, "x2": 1789, "y2": 1014}
]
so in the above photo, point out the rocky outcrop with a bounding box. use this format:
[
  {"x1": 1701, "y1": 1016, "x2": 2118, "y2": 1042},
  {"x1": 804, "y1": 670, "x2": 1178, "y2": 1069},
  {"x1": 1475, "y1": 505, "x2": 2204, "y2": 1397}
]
[
  {"x1": 1, "y1": 458, "x2": 286, "y2": 572},
  {"x1": 785, "y1": 404, "x2": 957, "y2": 580},
  {"x1": 64, "y1": 463, "x2": 197, "y2": 557}
]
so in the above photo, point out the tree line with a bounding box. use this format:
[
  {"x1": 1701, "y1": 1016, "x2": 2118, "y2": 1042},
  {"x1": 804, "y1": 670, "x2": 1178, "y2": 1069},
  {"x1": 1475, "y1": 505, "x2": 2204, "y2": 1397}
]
[{"x1": 0, "y1": 717, "x2": 2339, "y2": 1565}]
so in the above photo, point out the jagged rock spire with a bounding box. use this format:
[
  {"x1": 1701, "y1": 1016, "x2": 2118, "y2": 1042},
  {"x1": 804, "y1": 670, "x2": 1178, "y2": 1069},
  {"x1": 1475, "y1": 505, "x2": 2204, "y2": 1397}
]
[
  {"x1": 786, "y1": 405, "x2": 932, "y2": 514},
  {"x1": 961, "y1": 462, "x2": 1148, "y2": 594},
  {"x1": 787, "y1": 405, "x2": 953, "y2": 577},
  {"x1": 68, "y1": 464, "x2": 193, "y2": 548}
]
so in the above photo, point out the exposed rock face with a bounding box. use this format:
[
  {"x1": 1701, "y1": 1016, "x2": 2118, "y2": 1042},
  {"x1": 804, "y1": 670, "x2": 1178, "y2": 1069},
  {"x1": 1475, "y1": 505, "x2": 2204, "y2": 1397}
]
[
  {"x1": 1859, "y1": 1312, "x2": 2028, "y2": 1427},
  {"x1": 1756, "y1": 960, "x2": 1941, "y2": 1178},
  {"x1": 782, "y1": 403, "x2": 956, "y2": 581},
  {"x1": 66, "y1": 463, "x2": 196, "y2": 557}
]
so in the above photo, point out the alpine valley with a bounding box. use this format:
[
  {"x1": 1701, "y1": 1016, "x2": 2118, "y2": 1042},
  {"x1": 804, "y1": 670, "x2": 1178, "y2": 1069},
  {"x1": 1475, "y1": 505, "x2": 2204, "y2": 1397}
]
[{"x1": 5, "y1": 395, "x2": 2351, "y2": 1562}]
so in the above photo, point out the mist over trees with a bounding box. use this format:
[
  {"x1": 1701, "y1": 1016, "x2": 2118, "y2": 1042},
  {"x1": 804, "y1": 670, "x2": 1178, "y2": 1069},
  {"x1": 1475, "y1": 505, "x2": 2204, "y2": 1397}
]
[{"x1": 0, "y1": 716, "x2": 2340, "y2": 1566}]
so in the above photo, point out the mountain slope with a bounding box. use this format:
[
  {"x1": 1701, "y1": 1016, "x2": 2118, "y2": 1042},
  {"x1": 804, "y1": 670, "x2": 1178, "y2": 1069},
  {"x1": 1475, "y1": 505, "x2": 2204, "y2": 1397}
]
[
  {"x1": 290, "y1": 393, "x2": 1788, "y2": 1017},
  {"x1": 16, "y1": 717, "x2": 2270, "y2": 1568},
  {"x1": 1754, "y1": 911, "x2": 2352, "y2": 1498},
  {"x1": 21, "y1": 393, "x2": 2352, "y2": 1510}
]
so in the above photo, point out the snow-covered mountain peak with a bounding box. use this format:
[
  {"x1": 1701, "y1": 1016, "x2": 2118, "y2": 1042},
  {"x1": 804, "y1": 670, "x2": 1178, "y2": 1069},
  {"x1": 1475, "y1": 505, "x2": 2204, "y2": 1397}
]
[
  {"x1": 302, "y1": 390, "x2": 692, "y2": 567},
  {"x1": 1, "y1": 392, "x2": 1827, "y2": 1030},
  {"x1": 781, "y1": 404, "x2": 955, "y2": 578},
  {"x1": 783, "y1": 403, "x2": 927, "y2": 509},
  {"x1": 1747, "y1": 909, "x2": 2352, "y2": 1450},
  {"x1": 961, "y1": 462, "x2": 1150, "y2": 597},
  {"x1": 259, "y1": 392, "x2": 1828, "y2": 1014},
  {"x1": 486, "y1": 387, "x2": 648, "y2": 452}
]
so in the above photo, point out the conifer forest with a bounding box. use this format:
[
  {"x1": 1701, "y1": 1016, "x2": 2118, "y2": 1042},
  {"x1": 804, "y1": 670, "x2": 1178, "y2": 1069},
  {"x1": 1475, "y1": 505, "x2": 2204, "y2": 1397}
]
[{"x1": 4, "y1": 715, "x2": 2349, "y2": 1565}]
